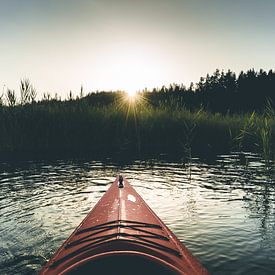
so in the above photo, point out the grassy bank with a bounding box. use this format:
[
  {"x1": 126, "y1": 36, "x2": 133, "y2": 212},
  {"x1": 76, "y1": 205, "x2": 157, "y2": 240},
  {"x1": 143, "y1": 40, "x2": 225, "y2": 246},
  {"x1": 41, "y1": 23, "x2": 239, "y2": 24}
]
[{"x1": 0, "y1": 91, "x2": 274, "y2": 162}]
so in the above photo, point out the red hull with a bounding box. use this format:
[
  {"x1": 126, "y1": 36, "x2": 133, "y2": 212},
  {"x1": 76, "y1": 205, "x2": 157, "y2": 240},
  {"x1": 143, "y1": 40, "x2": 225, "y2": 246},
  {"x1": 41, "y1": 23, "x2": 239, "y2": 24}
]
[{"x1": 40, "y1": 177, "x2": 209, "y2": 274}]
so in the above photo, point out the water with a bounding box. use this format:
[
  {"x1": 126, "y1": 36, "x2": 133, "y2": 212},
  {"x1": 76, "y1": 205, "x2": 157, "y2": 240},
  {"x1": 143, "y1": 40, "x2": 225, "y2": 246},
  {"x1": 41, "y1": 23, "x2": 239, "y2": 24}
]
[{"x1": 0, "y1": 153, "x2": 274, "y2": 275}]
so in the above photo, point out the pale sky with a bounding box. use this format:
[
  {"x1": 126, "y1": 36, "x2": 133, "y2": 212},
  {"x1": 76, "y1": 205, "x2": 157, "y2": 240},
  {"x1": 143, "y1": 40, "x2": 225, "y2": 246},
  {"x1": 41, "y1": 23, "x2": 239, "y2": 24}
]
[{"x1": 1, "y1": 0, "x2": 275, "y2": 98}]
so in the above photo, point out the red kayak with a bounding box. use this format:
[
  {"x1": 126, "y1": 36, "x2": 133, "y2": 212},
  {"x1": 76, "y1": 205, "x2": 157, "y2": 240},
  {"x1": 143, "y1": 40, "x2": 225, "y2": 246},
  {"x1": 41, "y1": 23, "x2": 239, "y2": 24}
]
[{"x1": 40, "y1": 176, "x2": 209, "y2": 274}]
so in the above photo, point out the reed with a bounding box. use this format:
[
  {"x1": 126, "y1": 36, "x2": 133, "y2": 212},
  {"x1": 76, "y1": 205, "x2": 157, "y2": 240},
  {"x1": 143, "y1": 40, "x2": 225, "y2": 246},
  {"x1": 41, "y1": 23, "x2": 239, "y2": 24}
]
[
  {"x1": 259, "y1": 101, "x2": 275, "y2": 169},
  {"x1": 259, "y1": 118, "x2": 272, "y2": 167},
  {"x1": 0, "y1": 91, "x2": 274, "y2": 161}
]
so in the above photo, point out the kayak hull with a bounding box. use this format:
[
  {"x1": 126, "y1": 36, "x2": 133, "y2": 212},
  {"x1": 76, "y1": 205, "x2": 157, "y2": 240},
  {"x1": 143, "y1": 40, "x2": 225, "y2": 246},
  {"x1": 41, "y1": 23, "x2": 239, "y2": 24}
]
[{"x1": 40, "y1": 177, "x2": 209, "y2": 275}]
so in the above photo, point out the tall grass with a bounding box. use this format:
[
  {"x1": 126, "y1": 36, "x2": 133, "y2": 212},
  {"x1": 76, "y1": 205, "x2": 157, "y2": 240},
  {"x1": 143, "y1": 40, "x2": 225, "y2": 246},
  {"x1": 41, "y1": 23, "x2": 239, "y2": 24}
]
[
  {"x1": 0, "y1": 91, "x2": 274, "y2": 163},
  {"x1": 233, "y1": 101, "x2": 274, "y2": 169}
]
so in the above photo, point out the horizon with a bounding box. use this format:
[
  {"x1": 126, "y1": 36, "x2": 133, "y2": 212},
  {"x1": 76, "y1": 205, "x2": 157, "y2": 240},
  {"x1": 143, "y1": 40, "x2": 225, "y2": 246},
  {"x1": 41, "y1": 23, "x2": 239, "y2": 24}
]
[{"x1": 1, "y1": 0, "x2": 275, "y2": 98}]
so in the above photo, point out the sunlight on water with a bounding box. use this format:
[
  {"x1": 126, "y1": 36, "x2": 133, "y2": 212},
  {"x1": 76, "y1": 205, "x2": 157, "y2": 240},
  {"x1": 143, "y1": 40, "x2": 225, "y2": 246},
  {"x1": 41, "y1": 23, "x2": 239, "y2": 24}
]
[{"x1": 0, "y1": 154, "x2": 274, "y2": 274}]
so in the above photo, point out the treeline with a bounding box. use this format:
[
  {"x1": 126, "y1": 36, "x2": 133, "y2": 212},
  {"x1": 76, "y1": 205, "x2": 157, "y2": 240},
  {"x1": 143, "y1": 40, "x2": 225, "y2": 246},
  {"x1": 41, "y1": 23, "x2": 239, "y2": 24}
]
[
  {"x1": 146, "y1": 69, "x2": 275, "y2": 113},
  {"x1": 1, "y1": 69, "x2": 275, "y2": 114}
]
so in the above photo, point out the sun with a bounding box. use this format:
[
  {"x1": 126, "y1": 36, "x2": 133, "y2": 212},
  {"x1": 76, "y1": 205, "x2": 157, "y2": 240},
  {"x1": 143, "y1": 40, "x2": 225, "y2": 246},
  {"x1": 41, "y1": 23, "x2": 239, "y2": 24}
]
[
  {"x1": 124, "y1": 89, "x2": 139, "y2": 105},
  {"x1": 126, "y1": 89, "x2": 137, "y2": 98}
]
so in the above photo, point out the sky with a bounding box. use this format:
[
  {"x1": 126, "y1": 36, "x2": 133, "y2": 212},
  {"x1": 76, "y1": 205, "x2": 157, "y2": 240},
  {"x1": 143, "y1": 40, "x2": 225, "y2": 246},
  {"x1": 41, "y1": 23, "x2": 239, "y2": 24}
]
[{"x1": 0, "y1": 0, "x2": 275, "y2": 98}]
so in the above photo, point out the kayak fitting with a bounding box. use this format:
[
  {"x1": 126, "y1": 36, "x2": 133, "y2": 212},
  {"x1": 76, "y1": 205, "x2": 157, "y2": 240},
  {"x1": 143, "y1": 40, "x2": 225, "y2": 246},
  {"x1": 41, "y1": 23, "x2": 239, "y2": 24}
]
[{"x1": 118, "y1": 175, "x2": 124, "y2": 188}]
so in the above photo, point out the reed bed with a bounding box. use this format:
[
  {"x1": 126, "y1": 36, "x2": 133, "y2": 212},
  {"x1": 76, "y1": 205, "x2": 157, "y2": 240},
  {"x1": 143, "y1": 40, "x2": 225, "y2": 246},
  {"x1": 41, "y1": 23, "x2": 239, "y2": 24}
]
[{"x1": 0, "y1": 91, "x2": 274, "y2": 163}]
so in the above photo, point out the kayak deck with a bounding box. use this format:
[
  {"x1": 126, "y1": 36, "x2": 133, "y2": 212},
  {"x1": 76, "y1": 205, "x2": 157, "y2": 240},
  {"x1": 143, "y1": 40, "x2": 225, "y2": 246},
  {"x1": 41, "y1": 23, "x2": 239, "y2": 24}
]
[
  {"x1": 40, "y1": 177, "x2": 209, "y2": 274},
  {"x1": 65, "y1": 254, "x2": 178, "y2": 274}
]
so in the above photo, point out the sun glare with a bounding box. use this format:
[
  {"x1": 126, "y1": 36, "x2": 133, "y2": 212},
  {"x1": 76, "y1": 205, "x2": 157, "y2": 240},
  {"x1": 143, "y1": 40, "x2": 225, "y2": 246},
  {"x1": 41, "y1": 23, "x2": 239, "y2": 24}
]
[
  {"x1": 94, "y1": 43, "x2": 163, "y2": 93},
  {"x1": 124, "y1": 89, "x2": 139, "y2": 105},
  {"x1": 127, "y1": 89, "x2": 137, "y2": 98}
]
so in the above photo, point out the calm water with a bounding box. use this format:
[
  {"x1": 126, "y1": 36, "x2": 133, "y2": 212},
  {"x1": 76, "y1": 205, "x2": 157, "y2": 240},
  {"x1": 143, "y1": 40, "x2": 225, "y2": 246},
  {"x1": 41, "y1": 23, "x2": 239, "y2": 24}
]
[{"x1": 0, "y1": 153, "x2": 274, "y2": 275}]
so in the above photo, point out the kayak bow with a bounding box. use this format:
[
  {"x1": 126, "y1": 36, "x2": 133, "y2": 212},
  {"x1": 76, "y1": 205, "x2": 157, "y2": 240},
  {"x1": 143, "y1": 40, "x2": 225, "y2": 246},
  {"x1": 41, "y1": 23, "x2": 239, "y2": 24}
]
[{"x1": 40, "y1": 176, "x2": 209, "y2": 275}]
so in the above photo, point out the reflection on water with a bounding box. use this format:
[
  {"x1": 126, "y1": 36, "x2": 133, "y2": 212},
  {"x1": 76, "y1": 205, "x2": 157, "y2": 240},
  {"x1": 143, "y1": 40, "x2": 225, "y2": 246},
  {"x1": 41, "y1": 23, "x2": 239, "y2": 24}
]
[{"x1": 0, "y1": 153, "x2": 274, "y2": 274}]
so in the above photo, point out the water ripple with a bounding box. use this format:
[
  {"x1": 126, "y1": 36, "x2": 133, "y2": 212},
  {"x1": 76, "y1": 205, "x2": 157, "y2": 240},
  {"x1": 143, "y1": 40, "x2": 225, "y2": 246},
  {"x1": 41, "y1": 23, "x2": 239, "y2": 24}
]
[{"x1": 0, "y1": 154, "x2": 274, "y2": 274}]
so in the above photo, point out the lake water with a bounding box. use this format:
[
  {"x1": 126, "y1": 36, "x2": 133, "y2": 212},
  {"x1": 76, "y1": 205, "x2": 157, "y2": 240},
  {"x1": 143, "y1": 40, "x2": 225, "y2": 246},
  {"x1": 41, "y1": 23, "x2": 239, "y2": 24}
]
[{"x1": 0, "y1": 153, "x2": 274, "y2": 274}]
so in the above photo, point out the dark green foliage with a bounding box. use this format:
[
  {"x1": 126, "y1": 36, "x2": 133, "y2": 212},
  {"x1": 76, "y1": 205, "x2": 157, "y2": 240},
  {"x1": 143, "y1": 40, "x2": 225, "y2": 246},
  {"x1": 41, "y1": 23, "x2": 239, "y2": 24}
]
[
  {"x1": 0, "y1": 70, "x2": 274, "y2": 161},
  {"x1": 0, "y1": 93, "x2": 274, "y2": 161},
  {"x1": 146, "y1": 69, "x2": 275, "y2": 113}
]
